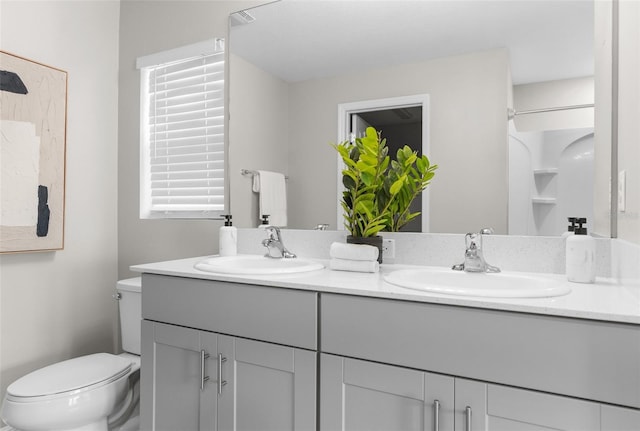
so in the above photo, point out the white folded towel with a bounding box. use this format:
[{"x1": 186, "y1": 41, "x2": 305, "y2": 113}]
[
  {"x1": 329, "y1": 242, "x2": 379, "y2": 261},
  {"x1": 329, "y1": 258, "x2": 379, "y2": 273},
  {"x1": 252, "y1": 170, "x2": 287, "y2": 227}
]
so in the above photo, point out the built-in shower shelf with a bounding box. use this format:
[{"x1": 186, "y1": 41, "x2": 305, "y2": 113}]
[
  {"x1": 533, "y1": 168, "x2": 558, "y2": 176},
  {"x1": 531, "y1": 197, "x2": 557, "y2": 204}
]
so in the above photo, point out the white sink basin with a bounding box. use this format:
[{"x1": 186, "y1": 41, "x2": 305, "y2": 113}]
[
  {"x1": 194, "y1": 255, "x2": 324, "y2": 275},
  {"x1": 384, "y1": 267, "x2": 571, "y2": 298}
]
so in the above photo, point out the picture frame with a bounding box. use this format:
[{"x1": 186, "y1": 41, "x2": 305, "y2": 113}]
[{"x1": 1, "y1": 50, "x2": 68, "y2": 253}]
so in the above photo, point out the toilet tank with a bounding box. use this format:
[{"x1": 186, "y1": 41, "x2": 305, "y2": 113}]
[{"x1": 116, "y1": 277, "x2": 142, "y2": 355}]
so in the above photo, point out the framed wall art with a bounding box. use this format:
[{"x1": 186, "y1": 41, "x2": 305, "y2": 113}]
[{"x1": 1, "y1": 51, "x2": 68, "y2": 253}]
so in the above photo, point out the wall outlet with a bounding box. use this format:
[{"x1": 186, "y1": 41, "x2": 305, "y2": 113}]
[{"x1": 382, "y1": 239, "x2": 395, "y2": 258}]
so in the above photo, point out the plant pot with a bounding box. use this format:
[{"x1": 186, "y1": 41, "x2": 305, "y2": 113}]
[{"x1": 347, "y1": 235, "x2": 383, "y2": 264}]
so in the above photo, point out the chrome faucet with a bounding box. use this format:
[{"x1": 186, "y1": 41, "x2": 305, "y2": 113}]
[
  {"x1": 262, "y1": 226, "x2": 296, "y2": 259},
  {"x1": 452, "y1": 228, "x2": 500, "y2": 273}
]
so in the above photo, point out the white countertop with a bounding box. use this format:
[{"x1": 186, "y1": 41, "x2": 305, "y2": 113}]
[{"x1": 131, "y1": 255, "x2": 640, "y2": 325}]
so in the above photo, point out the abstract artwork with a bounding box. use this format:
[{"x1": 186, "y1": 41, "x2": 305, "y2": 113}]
[{"x1": 1, "y1": 51, "x2": 67, "y2": 253}]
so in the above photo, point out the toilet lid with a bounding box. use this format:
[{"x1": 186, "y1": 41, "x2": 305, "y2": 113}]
[{"x1": 7, "y1": 353, "x2": 132, "y2": 398}]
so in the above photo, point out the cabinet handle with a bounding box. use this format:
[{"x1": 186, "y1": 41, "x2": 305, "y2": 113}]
[
  {"x1": 433, "y1": 400, "x2": 440, "y2": 431},
  {"x1": 217, "y1": 353, "x2": 228, "y2": 395},
  {"x1": 200, "y1": 350, "x2": 210, "y2": 391},
  {"x1": 465, "y1": 406, "x2": 472, "y2": 431}
]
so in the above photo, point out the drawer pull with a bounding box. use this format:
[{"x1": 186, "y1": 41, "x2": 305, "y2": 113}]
[
  {"x1": 200, "y1": 350, "x2": 210, "y2": 391},
  {"x1": 465, "y1": 406, "x2": 472, "y2": 431},
  {"x1": 433, "y1": 400, "x2": 440, "y2": 431},
  {"x1": 218, "y1": 353, "x2": 228, "y2": 394}
]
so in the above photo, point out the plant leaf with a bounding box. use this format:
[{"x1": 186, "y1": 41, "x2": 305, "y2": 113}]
[
  {"x1": 365, "y1": 126, "x2": 378, "y2": 140},
  {"x1": 342, "y1": 173, "x2": 356, "y2": 190},
  {"x1": 360, "y1": 171, "x2": 375, "y2": 186},
  {"x1": 390, "y1": 176, "x2": 406, "y2": 195}
]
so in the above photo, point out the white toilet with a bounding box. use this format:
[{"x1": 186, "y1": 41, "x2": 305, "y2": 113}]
[{"x1": 1, "y1": 277, "x2": 142, "y2": 431}]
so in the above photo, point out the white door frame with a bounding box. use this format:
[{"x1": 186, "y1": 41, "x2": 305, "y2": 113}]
[{"x1": 336, "y1": 94, "x2": 431, "y2": 233}]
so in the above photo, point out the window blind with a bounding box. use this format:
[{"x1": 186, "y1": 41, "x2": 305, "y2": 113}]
[{"x1": 138, "y1": 39, "x2": 226, "y2": 219}]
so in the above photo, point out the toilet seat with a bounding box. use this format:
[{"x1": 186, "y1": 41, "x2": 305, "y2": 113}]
[{"x1": 6, "y1": 353, "x2": 132, "y2": 403}]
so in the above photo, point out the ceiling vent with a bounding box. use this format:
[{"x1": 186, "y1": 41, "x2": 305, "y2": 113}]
[
  {"x1": 230, "y1": 10, "x2": 256, "y2": 26},
  {"x1": 392, "y1": 108, "x2": 414, "y2": 120}
]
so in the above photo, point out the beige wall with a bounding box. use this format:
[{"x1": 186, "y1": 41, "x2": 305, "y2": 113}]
[
  {"x1": 617, "y1": 0, "x2": 640, "y2": 244},
  {"x1": 0, "y1": 1, "x2": 120, "y2": 397},
  {"x1": 285, "y1": 49, "x2": 510, "y2": 234},
  {"x1": 228, "y1": 54, "x2": 290, "y2": 228},
  {"x1": 117, "y1": 0, "x2": 265, "y2": 278}
]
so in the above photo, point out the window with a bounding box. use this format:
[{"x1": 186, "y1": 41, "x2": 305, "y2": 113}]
[{"x1": 137, "y1": 39, "x2": 226, "y2": 219}]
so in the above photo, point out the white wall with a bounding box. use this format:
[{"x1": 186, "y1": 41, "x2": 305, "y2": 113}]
[
  {"x1": 512, "y1": 77, "x2": 594, "y2": 132},
  {"x1": 0, "y1": 1, "x2": 120, "y2": 397},
  {"x1": 118, "y1": 0, "x2": 266, "y2": 278}
]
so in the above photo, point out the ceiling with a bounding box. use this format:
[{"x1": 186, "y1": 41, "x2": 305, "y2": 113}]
[{"x1": 230, "y1": 0, "x2": 594, "y2": 85}]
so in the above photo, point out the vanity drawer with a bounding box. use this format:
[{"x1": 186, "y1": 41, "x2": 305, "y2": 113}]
[
  {"x1": 142, "y1": 274, "x2": 317, "y2": 350},
  {"x1": 321, "y1": 293, "x2": 640, "y2": 408}
]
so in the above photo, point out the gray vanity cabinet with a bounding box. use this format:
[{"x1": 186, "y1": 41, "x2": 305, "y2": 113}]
[
  {"x1": 321, "y1": 353, "x2": 636, "y2": 431},
  {"x1": 139, "y1": 273, "x2": 640, "y2": 431},
  {"x1": 141, "y1": 320, "x2": 219, "y2": 430},
  {"x1": 601, "y1": 405, "x2": 640, "y2": 430},
  {"x1": 455, "y1": 379, "x2": 640, "y2": 430},
  {"x1": 321, "y1": 293, "x2": 640, "y2": 431},
  {"x1": 217, "y1": 335, "x2": 317, "y2": 431},
  {"x1": 142, "y1": 320, "x2": 317, "y2": 431},
  {"x1": 455, "y1": 378, "x2": 602, "y2": 431},
  {"x1": 320, "y1": 354, "x2": 455, "y2": 431},
  {"x1": 140, "y1": 274, "x2": 318, "y2": 431}
]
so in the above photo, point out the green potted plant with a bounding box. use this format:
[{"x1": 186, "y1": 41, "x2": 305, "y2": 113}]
[{"x1": 332, "y1": 127, "x2": 437, "y2": 262}]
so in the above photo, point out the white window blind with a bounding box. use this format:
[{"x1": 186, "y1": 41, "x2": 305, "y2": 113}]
[{"x1": 138, "y1": 39, "x2": 226, "y2": 219}]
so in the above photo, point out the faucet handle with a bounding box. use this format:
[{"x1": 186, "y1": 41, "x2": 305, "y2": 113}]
[
  {"x1": 468, "y1": 228, "x2": 494, "y2": 249},
  {"x1": 264, "y1": 225, "x2": 281, "y2": 239},
  {"x1": 464, "y1": 232, "x2": 478, "y2": 249}
]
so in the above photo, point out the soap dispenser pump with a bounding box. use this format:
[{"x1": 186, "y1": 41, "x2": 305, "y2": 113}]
[
  {"x1": 562, "y1": 217, "x2": 577, "y2": 238},
  {"x1": 219, "y1": 214, "x2": 237, "y2": 256},
  {"x1": 565, "y1": 217, "x2": 595, "y2": 283}
]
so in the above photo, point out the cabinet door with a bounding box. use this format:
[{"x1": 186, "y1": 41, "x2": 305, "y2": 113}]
[
  {"x1": 454, "y1": 378, "x2": 602, "y2": 431},
  {"x1": 601, "y1": 404, "x2": 640, "y2": 431},
  {"x1": 217, "y1": 335, "x2": 316, "y2": 431},
  {"x1": 141, "y1": 321, "x2": 219, "y2": 431},
  {"x1": 321, "y1": 354, "x2": 454, "y2": 431}
]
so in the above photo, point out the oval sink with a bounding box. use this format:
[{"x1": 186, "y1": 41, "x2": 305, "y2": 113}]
[
  {"x1": 194, "y1": 255, "x2": 324, "y2": 275},
  {"x1": 384, "y1": 267, "x2": 571, "y2": 298}
]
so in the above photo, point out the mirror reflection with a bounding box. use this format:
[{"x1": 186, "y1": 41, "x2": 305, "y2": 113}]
[{"x1": 228, "y1": 0, "x2": 597, "y2": 236}]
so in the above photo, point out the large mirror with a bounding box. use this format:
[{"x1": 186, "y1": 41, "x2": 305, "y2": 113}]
[{"x1": 228, "y1": 0, "x2": 608, "y2": 236}]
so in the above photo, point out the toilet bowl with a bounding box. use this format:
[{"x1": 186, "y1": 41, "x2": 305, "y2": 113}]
[
  {"x1": 1, "y1": 278, "x2": 142, "y2": 431},
  {"x1": 1, "y1": 353, "x2": 139, "y2": 431}
]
